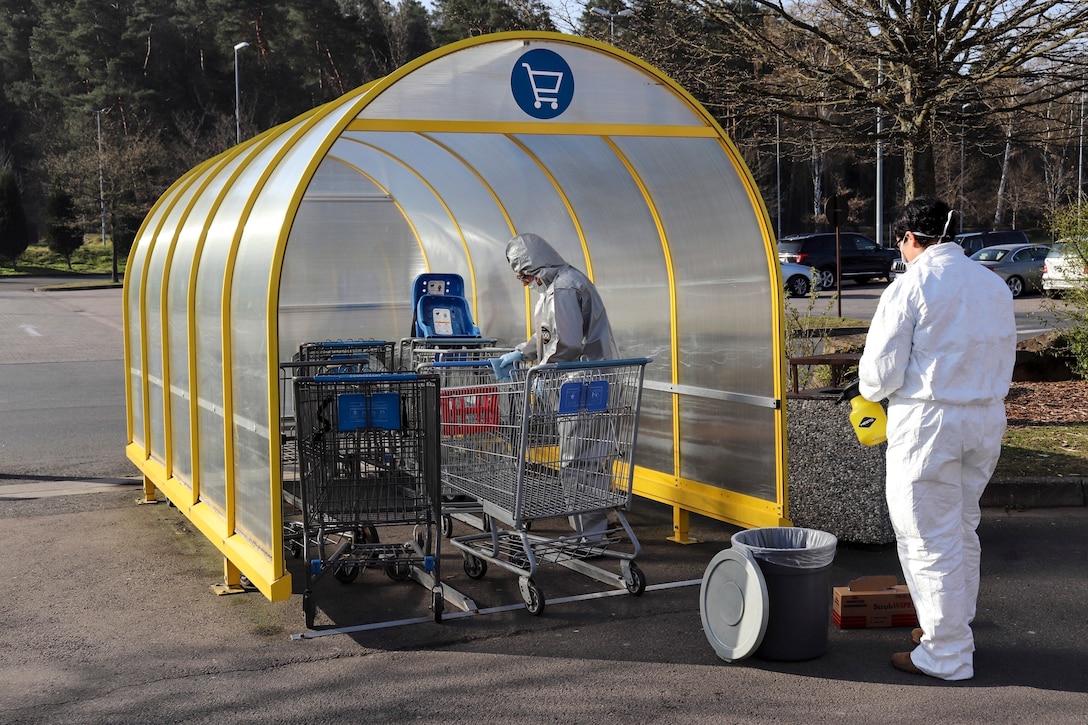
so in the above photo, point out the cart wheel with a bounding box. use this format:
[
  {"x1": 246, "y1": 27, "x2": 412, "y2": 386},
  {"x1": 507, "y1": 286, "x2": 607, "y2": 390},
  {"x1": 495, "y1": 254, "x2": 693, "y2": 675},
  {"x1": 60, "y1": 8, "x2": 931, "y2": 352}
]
[
  {"x1": 288, "y1": 540, "x2": 302, "y2": 559},
  {"x1": 441, "y1": 514, "x2": 453, "y2": 538},
  {"x1": 463, "y1": 553, "x2": 487, "y2": 580},
  {"x1": 622, "y1": 561, "x2": 646, "y2": 596},
  {"x1": 385, "y1": 562, "x2": 411, "y2": 581},
  {"x1": 303, "y1": 592, "x2": 316, "y2": 629},
  {"x1": 413, "y1": 525, "x2": 425, "y2": 549},
  {"x1": 333, "y1": 564, "x2": 360, "y2": 584},
  {"x1": 432, "y1": 587, "x2": 445, "y2": 623},
  {"x1": 520, "y1": 577, "x2": 545, "y2": 616}
]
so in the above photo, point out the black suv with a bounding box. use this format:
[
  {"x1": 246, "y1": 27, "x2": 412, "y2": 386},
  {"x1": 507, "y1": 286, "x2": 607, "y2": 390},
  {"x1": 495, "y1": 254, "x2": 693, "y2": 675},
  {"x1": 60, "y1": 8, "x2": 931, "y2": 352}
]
[
  {"x1": 888, "y1": 229, "x2": 1030, "y2": 280},
  {"x1": 777, "y1": 233, "x2": 898, "y2": 289}
]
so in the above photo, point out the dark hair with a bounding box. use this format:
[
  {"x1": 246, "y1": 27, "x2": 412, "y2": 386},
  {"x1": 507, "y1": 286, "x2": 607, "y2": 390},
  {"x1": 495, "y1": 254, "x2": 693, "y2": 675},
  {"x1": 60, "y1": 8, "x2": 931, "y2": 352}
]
[{"x1": 891, "y1": 197, "x2": 956, "y2": 246}]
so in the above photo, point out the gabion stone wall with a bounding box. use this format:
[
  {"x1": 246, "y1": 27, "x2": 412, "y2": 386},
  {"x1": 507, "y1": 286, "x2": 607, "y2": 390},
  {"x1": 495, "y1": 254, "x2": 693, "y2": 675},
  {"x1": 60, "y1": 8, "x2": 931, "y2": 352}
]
[{"x1": 786, "y1": 396, "x2": 895, "y2": 545}]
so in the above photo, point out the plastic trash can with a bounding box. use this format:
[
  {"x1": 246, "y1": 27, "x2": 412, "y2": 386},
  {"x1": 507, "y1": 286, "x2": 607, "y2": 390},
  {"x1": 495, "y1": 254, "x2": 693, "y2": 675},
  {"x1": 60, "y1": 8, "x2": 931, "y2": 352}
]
[{"x1": 700, "y1": 526, "x2": 837, "y2": 662}]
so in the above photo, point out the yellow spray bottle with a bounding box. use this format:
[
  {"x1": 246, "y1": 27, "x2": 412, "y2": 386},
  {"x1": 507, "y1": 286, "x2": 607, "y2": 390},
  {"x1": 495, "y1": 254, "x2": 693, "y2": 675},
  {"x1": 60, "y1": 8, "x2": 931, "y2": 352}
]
[{"x1": 839, "y1": 380, "x2": 887, "y2": 446}]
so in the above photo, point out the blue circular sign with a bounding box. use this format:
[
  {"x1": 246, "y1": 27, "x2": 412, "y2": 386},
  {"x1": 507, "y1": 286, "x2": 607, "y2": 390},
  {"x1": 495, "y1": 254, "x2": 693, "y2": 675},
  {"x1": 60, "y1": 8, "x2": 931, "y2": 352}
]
[{"x1": 511, "y1": 49, "x2": 574, "y2": 119}]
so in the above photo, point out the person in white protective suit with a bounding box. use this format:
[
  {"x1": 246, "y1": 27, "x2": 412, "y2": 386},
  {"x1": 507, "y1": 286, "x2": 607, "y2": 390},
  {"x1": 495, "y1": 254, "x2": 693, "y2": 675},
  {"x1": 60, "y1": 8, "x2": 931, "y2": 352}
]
[
  {"x1": 858, "y1": 197, "x2": 1016, "y2": 681},
  {"x1": 495, "y1": 233, "x2": 620, "y2": 542}
]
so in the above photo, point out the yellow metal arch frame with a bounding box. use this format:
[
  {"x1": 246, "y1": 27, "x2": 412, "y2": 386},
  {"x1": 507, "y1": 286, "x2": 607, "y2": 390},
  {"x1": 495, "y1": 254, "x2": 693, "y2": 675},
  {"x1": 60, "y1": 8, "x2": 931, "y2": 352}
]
[{"x1": 126, "y1": 32, "x2": 790, "y2": 605}]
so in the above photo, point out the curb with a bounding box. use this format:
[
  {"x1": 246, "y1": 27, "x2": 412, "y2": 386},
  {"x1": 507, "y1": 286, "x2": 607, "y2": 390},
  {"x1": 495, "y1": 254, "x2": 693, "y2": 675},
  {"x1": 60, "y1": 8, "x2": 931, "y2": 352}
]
[{"x1": 982, "y1": 477, "x2": 1087, "y2": 509}]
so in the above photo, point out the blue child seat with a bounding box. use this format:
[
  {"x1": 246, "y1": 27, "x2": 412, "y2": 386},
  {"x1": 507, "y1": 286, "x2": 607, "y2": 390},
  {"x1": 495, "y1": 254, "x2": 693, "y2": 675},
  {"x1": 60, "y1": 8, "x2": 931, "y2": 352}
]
[{"x1": 411, "y1": 273, "x2": 482, "y2": 338}]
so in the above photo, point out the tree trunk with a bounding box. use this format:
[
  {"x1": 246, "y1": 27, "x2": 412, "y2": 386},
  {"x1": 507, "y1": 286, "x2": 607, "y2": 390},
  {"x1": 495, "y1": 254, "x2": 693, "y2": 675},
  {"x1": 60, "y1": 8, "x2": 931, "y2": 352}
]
[{"x1": 994, "y1": 120, "x2": 1013, "y2": 228}]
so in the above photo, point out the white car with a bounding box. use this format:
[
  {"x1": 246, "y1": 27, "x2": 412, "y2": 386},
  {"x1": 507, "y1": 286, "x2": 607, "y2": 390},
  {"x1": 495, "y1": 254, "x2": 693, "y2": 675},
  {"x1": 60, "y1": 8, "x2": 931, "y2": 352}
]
[
  {"x1": 1042, "y1": 241, "x2": 1088, "y2": 294},
  {"x1": 781, "y1": 261, "x2": 818, "y2": 297}
]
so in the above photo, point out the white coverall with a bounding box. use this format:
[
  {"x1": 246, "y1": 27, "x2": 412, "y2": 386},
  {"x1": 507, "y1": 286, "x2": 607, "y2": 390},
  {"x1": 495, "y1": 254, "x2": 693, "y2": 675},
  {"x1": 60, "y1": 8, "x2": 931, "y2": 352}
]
[
  {"x1": 859, "y1": 241, "x2": 1016, "y2": 681},
  {"x1": 506, "y1": 234, "x2": 620, "y2": 539}
]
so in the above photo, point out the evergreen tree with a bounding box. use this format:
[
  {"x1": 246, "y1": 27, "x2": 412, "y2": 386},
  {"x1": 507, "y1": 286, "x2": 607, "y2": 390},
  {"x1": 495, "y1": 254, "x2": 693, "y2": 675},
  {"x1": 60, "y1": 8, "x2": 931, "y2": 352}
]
[
  {"x1": 43, "y1": 184, "x2": 83, "y2": 269},
  {"x1": 432, "y1": 0, "x2": 548, "y2": 46},
  {"x1": 0, "y1": 158, "x2": 30, "y2": 269}
]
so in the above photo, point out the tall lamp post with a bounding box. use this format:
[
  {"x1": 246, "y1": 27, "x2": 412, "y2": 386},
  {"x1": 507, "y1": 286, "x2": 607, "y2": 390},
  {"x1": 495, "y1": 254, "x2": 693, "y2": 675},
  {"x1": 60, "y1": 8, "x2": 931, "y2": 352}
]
[
  {"x1": 91, "y1": 107, "x2": 119, "y2": 283},
  {"x1": 590, "y1": 6, "x2": 633, "y2": 39},
  {"x1": 234, "y1": 41, "x2": 250, "y2": 145},
  {"x1": 775, "y1": 114, "x2": 782, "y2": 240}
]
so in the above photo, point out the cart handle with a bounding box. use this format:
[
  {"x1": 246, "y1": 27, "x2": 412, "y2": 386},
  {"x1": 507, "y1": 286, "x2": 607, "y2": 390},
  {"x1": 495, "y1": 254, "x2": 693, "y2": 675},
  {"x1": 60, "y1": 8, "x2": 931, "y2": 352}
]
[
  {"x1": 544, "y1": 357, "x2": 653, "y2": 370},
  {"x1": 309, "y1": 372, "x2": 433, "y2": 382},
  {"x1": 430, "y1": 359, "x2": 500, "y2": 369}
]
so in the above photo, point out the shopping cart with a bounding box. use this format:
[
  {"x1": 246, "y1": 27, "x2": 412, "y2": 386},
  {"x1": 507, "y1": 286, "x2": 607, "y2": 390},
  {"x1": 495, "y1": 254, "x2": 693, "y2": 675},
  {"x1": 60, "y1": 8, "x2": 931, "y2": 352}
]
[
  {"x1": 296, "y1": 339, "x2": 398, "y2": 375},
  {"x1": 280, "y1": 339, "x2": 399, "y2": 561},
  {"x1": 399, "y1": 337, "x2": 500, "y2": 371},
  {"x1": 521, "y1": 61, "x2": 563, "y2": 110},
  {"x1": 443, "y1": 357, "x2": 651, "y2": 615},
  {"x1": 419, "y1": 358, "x2": 519, "y2": 536},
  {"x1": 293, "y1": 371, "x2": 444, "y2": 628}
]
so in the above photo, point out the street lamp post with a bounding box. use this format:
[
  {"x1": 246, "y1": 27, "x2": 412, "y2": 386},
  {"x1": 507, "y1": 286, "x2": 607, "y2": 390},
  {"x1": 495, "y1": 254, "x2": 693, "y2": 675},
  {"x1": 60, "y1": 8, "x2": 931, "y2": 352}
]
[
  {"x1": 776, "y1": 114, "x2": 782, "y2": 240},
  {"x1": 590, "y1": 6, "x2": 633, "y2": 39},
  {"x1": 234, "y1": 41, "x2": 250, "y2": 145},
  {"x1": 91, "y1": 107, "x2": 120, "y2": 283}
]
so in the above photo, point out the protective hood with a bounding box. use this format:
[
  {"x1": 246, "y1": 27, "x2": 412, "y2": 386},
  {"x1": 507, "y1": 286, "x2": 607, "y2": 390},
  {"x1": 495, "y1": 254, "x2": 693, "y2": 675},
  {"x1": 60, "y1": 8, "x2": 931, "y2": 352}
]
[{"x1": 506, "y1": 233, "x2": 567, "y2": 285}]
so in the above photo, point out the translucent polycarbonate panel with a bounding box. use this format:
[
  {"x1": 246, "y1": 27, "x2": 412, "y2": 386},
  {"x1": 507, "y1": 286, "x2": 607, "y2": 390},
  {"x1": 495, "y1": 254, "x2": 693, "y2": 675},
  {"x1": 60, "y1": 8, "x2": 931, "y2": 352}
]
[
  {"x1": 615, "y1": 136, "x2": 778, "y2": 495},
  {"x1": 281, "y1": 159, "x2": 421, "y2": 364},
  {"x1": 127, "y1": 191, "x2": 172, "y2": 449},
  {"x1": 343, "y1": 130, "x2": 518, "y2": 334},
  {"x1": 617, "y1": 136, "x2": 775, "y2": 395},
  {"x1": 125, "y1": 231, "x2": 149, "y2": 448},
  {"x1": 328, "y1": 137, "x2": 466, "y2": 282},
  {"x1": 195, "y1": 153, "x2": 259, "y2": 513},
  {"x1": 167, "y1": 162, "x2": 231, "y2": 488},
  {"x1": 514, "y1": 134, "x2": 672, "y2": 365},
  {"x1": 144, "y1": 183, "x2": 197, "y2": 466},
  {"x1": 634, "y1": 387, "x2": 676, "y2": 474},
  {"x1": 679, "y1": 396, "x2": 777, "y2": 501},
  {"x1": 230, "y1": 126, "x2": 319, "y2": 556},
  {"x1": 362, "y1": 40, "x2": 704, "y2": 128}
]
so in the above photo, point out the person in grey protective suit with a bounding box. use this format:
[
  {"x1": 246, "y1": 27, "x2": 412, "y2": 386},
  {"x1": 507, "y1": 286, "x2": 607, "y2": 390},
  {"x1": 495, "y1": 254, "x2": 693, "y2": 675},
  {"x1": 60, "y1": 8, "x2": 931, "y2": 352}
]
[
  {"x1": 496, "y1": 233, "x2": 620, "y2": 542},
  {"x1": 858, "y1": 197, "x2": 1016, "y2": 681}
]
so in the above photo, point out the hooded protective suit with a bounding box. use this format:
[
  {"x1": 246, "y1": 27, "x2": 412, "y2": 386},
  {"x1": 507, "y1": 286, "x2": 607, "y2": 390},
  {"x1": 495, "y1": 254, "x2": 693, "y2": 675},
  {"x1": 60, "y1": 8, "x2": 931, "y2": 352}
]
[
  {"x1": 505, "y1": 233, "x2": 619, "y2": 540},
  {"x1": 859, "y1": 241, "x2": 1016, "y2": 680},
  {"x1": 505, "y1": 233, "x2": 619, "y2": 364}
]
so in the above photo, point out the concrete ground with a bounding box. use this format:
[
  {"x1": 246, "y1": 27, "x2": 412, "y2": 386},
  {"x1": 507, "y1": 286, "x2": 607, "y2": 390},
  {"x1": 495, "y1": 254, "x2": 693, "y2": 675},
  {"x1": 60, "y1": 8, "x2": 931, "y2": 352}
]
[{"x1": 0, "y1": 482, "x2": 1085, "y2": 724}]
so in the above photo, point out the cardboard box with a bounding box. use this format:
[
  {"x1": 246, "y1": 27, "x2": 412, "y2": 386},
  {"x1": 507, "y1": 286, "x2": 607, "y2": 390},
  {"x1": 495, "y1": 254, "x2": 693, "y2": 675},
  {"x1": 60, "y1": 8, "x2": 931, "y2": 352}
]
[{"x1": 833, "y1": 575, "x2": 918, "y2": 629}]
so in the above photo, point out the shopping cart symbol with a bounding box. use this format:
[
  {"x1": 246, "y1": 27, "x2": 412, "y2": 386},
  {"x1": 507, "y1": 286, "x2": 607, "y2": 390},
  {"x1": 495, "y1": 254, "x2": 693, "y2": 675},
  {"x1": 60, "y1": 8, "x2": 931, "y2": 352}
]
[{"x1": 521, "y1": 62, "x2": 563, "y2": 110}]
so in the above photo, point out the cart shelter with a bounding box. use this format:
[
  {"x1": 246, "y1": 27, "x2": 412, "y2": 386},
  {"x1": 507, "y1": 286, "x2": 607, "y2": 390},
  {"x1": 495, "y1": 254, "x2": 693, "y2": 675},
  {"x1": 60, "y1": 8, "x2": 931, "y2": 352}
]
[{"x1": 124, "y1": 32, "x2": 790, "y2": 602}]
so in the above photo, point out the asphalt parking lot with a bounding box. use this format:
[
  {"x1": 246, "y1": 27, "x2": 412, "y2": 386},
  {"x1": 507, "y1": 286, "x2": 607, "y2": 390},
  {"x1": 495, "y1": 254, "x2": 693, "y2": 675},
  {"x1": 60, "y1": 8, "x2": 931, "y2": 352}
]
[{"x1": 1, "y1": 277, "x2": 1086, "y2": 723}]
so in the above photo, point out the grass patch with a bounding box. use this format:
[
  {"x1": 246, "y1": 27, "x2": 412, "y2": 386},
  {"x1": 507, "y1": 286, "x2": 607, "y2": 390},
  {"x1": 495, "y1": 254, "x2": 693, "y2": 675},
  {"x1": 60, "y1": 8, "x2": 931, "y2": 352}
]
[
  {"x1": 996, "y1": 424, "x2": 1088, "y2": 479},
  {"x1": 1, "y1": 241, "x2": 126, "y2": 277}
]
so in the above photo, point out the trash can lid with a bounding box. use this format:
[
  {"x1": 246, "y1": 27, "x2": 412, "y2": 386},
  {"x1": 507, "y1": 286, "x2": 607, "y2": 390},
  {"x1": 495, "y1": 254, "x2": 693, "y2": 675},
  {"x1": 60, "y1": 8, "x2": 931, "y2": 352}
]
[{"x1": 699, "y1": 548, "x2": 769, "y2": 663}]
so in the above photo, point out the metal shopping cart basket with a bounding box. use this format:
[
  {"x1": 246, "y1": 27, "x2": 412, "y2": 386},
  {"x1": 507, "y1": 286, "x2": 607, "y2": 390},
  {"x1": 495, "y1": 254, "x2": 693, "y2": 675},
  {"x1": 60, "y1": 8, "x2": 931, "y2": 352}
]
[
  {"x1": 419, "y1": 358, "x2": 520, "y2": 536},
  {"x1": 293, "y1": 371, "x2": 444, "y2": 628},
  {"x1": 280, "y1": 340, "x2": 399, "y2": 561},
  {"x1": 399, "y1": 336, "x2": 500, "y2": 371},
  {"x1": 296, "y1": 339, "x2": 398, "y2": 374},
  {"x1": 442, "y1": 357, "x2": 651, "y2": 615}
]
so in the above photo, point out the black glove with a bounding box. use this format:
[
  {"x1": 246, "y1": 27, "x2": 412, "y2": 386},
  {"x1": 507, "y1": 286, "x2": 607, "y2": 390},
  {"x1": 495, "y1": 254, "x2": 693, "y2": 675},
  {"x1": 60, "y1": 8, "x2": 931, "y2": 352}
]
[{"x1": 837, "y1": 378, "x2": 861, "y2": 404}]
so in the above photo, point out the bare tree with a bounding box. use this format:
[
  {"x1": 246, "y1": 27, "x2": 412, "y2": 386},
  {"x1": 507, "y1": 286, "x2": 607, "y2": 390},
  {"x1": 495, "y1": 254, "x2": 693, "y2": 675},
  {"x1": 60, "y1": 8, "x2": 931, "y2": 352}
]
[{"x1": 693, "y1": 0, "x2": 1088, "y2": 200}]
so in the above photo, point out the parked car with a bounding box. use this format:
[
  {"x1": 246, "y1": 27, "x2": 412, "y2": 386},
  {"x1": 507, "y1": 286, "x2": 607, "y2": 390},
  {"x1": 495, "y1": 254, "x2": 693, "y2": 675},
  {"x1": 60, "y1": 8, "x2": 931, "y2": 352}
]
[
  {"x1": 888, "y1": 229, "x2": 1030, "y2": 280},
  {"x1": 777, "y1": 232, "x2": 898, "y2": 290},
  {"x1": 780, "y1": 261, "x2": 818, "y2": 297},
  {"x1": 1042, "y1": 240, "x2": 1088, "y2": 295},
  {"x1": 970, "y1": 243, "x2": 1050, "y2": 298}
]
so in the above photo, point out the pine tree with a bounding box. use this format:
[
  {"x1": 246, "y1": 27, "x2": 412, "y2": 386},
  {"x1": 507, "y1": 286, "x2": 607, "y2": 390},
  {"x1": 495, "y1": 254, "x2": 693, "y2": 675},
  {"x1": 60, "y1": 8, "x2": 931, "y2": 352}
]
[
  {"x1": 44, "y1": 185, "x2": 83, "y2": 269},
  {"x1": 0, "y1": 158, "x2": 30, "y2": 269}
]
